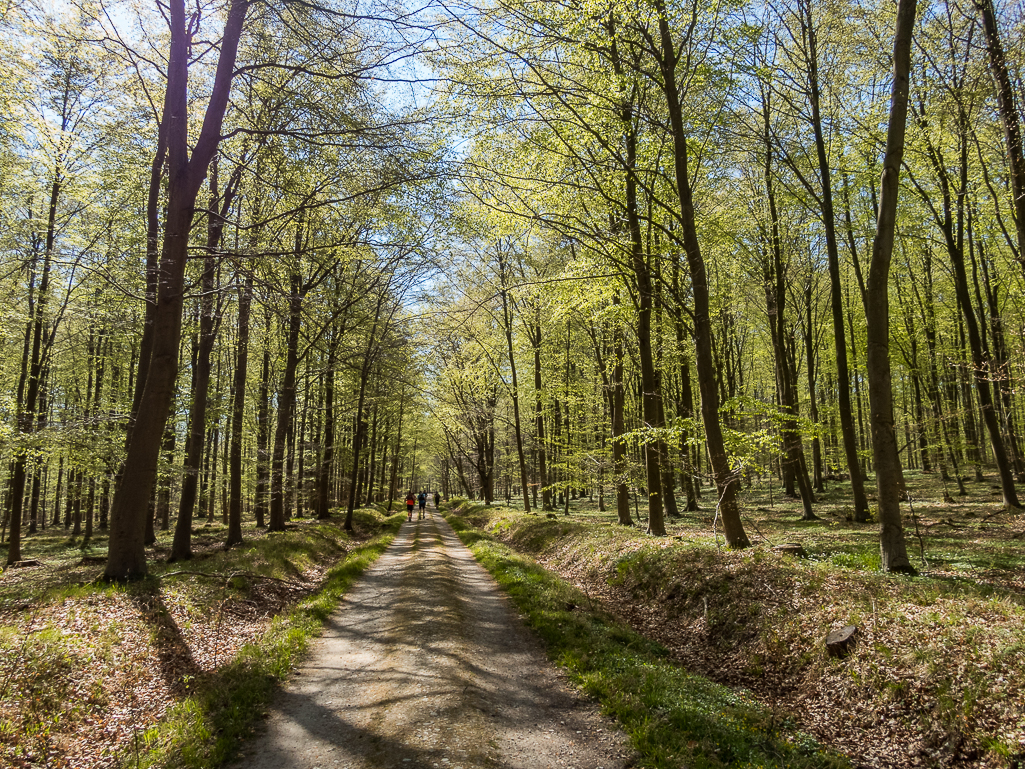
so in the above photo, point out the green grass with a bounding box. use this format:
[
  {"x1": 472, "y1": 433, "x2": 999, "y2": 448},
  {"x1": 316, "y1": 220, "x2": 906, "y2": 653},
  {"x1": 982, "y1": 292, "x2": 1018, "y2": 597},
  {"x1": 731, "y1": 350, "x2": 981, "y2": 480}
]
[
  {"x1": 445, "y1": 509, "x2": 848, "y2": 769},
  {"x1": 446, "y1": 492, "x2": 1025, "y2": 766},
  {"x1": 133, "y1": 510, "x2": 402, "y2": 769},
  {"x1": 0, "y1": 508, "x2": 401, "y2": 769}
]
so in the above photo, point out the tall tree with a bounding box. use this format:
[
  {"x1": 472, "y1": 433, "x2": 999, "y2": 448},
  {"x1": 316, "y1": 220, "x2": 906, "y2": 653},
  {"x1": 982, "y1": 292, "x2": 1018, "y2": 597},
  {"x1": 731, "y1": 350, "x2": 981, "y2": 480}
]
[
  {"x1": 105, "y1": 0, "x2": 249, "y2": 580},
  {"x1": 864, "y1": 0, "x2": 918, "y2": 574}
]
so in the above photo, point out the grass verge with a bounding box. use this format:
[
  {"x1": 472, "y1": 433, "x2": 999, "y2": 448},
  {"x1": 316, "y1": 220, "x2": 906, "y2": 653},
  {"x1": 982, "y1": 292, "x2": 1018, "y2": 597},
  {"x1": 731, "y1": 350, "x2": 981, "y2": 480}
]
[
  {"x1": 444, "y1": 507, "x2": 848, "y2": 769},
  {"x1": 446, "y1": 497, "x2": 1025, "y2": 768},
  {"x1": 133, "y1": 511, "x2": 402, "y2": 769}
]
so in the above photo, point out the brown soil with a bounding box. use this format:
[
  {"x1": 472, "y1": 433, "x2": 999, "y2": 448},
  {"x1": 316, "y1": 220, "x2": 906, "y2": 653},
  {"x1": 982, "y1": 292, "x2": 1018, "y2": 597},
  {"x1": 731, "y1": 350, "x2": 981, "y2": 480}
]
[{"x1": 0, "y1": 525, "x2": 342, "y2": 769}]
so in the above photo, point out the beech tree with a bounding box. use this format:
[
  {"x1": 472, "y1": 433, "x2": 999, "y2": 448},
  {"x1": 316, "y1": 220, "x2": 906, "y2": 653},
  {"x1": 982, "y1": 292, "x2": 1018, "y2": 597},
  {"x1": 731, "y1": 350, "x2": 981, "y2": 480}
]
[{"x1": 4, "y1": 0, "x2": 1025, "y2": 578}]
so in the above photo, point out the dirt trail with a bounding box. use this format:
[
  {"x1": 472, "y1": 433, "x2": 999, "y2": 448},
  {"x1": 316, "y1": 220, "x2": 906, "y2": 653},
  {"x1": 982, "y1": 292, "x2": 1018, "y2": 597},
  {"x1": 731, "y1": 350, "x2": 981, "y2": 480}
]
[{"x1": 235, "y1": 509, "x2": 629, "y2": 769}]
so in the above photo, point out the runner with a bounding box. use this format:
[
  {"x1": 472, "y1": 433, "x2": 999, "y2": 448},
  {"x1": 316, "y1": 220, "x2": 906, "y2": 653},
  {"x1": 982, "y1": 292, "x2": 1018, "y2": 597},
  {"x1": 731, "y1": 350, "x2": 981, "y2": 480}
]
[
  {"x1": 433, "y1": 490, "x2": 441, "y2": 509},
  {"x1": 405, "y1": 491, "x2": 416, "y2": 522},
  {"x1": 417, "y1": 490, "x2": 427, "y2": 519}
]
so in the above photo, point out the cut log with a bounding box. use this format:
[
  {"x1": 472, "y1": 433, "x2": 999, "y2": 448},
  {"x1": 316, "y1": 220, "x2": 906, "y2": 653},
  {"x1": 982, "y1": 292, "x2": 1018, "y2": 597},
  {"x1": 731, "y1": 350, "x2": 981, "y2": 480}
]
[
  {"x1": 9, "y1": 559, "x2": 42, "y2": 568},
  {"x1": 772, "y1": 543, "x2": 807, "y2": 558},
  {"x1": 825, "y1": 624, "x2": 857, "y2": 658}
]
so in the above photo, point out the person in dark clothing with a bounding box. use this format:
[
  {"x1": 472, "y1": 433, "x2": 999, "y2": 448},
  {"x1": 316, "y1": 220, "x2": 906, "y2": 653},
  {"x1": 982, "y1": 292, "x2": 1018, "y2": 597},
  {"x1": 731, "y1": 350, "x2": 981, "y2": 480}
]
[
  {"x1": 417, "y1": 491, "x2": 427, "y2": 519},
  {"x1": 406, "y1": 491, "x2": 416, "y2": 522},
  {"x1": 433, "y1": 490, "x2": 441, "y2": 509}
]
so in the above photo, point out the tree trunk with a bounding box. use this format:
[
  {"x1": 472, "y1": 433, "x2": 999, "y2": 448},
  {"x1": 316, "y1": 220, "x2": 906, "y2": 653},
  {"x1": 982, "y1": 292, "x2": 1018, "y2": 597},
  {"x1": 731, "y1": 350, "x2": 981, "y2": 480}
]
[
  {"x1": 104, "y1": 0, "x2": 248, "y2": 580},
  {"x1": 653, "y1": 2, "x2": 749, "y2": 546},
  {"x1": 623, "y1": 98, "x2": 664, "y2": 534},
  {"x1": 344, "y1": 298, "x2": 387, "y2": 531},
  {"x1": 170, "y1": 166, "x2": 225, "y2": 561},
  {"x1": 498, "y1": 248, "x2": 532, "y2": 514},
  {"x1": 51, "y1": 456, "x2": 63, "y2": 528},
  {"x1": 530, "y1": 313, "x2": 551, "y2": 510},
  {"x1": 804, "y1": 285, "x2": 825, "y2": 492},
  {"x1": 387, "y1": 390, "x2": 405, "y2": 511},
  {"x1": 6, "y1": 173, "x2": 61, "y2": 565},
  {"x1": 156, "y1": 426, "x2": 175, "y2": 531},
  {"x1": 227, "y1": 270, "x2": 252, "y2": 547},
  {"x1": 973, "y1": 0, "x2": 1025, "y2": 268},
  {"x1": 270, "y1": 270, "x2": 303, "y2": 531},
  {"x1": 865, "y1": 0, "x2": 917, "y2": 574},
  {"x1": 800, "y1": 0, "x2": 871, "y2": 522},
  {"x1": 255, "y1": 309, "x2": 272, "y2": 528},
  {"x1": 678, "y1": 346, "x2": 699, "y2": 511},
  {"x1": 317, "y1": 329, "x2": 338, "y2": 519},
  {"x1": 760, "y1": 89, "x2": 816, "y2": 520},
  {"x1": 364, "y1": 402, "x2": 379, "y2": 507}
]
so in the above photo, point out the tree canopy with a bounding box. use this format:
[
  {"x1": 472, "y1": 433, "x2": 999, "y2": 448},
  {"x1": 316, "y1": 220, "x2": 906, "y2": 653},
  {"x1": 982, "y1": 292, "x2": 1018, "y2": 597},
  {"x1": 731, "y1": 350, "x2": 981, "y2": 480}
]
[{"x1": 0, "y1": 0, "x2": 1022, "y2": 580}]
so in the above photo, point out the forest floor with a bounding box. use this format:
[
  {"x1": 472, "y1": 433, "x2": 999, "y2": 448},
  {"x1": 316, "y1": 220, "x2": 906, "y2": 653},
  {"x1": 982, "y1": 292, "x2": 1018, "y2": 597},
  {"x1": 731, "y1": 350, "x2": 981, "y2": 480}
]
[
  {"x1": 0, "y1": 508, "x2": 399, "y2": 769},
  {"x1": 1, "y1": 470, "x2": 1023, "y2": 769},
  {"x1": 456, "y1": 469, "x2": 1025, "y2": 769}
]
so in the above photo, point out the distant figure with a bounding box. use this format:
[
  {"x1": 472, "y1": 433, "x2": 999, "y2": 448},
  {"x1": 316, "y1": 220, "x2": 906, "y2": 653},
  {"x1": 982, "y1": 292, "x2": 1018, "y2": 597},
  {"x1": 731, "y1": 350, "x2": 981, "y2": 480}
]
[
  {"x1": 433, "y1": 490, "x2": 441, "y2": 509},
  {"x1": 406, "y1": 491, "x2": 416, "y2": 522},
  {"x1": 417, "y1": 491, "x2": 427, "y2": 519}
]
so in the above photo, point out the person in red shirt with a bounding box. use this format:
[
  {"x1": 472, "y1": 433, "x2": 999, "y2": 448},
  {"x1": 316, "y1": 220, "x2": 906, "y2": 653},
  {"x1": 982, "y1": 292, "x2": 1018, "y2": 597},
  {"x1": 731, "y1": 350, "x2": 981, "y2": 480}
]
[{"x1": 405, "y1": 491, "x2": 416, "y2": 522}]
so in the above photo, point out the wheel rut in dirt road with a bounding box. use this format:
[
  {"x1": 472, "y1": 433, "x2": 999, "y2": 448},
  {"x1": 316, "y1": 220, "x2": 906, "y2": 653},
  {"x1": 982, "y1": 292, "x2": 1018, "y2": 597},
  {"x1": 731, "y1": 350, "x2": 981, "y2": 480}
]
[{"x1": 235, "y1": 510, "x2": 629, "y2": 769}]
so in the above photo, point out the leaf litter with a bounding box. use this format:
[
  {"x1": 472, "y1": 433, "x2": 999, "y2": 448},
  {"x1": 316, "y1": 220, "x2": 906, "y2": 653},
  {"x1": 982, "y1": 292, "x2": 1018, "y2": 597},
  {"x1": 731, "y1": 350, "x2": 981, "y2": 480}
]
[
  {"x1": 0, "y1": 521, "x2": 351, "y2": 769},
  {"x1": 465, "y1": 487, "x2": 1025, "y2": 769}
]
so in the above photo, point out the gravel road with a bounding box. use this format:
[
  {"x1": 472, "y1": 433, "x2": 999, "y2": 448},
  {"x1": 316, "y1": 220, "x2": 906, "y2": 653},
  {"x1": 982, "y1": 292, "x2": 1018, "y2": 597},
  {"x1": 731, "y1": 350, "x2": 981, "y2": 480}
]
[{"x1": 234, "y1": 508, "x2": 630, "y2": 769}]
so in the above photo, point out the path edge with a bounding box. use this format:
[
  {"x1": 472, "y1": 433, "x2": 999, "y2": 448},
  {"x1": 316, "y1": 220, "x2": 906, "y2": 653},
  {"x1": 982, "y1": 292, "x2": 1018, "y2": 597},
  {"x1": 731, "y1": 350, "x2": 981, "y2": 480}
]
[{"x1": 130, "y1": 513, "x2": 403, "y2": 769}]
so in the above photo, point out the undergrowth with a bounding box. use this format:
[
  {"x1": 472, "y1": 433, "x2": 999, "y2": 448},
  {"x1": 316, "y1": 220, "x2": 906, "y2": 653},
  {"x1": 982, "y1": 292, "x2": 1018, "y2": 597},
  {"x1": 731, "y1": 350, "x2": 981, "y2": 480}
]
[
  {"x1": 133, "y1": 511, "x2": 402, "y2": 769},
  {"x1": 447, "y1": 498, "x2": 1025, "y2": 768},
  {"x1": 445, "y1": 506, "x2": 848, "y2": 769}
]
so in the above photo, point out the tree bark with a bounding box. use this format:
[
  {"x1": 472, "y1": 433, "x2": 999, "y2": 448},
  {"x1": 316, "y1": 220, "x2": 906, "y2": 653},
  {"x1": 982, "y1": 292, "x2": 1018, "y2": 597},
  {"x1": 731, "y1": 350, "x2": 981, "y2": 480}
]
[
  {"x1": 612, "y1": 315, "x2": 632, "y2": 524},
  {"x1": 387, "y1": 390, "x2": 405, "y2": 511},
  {"x1": 170, "y1": 164, "x2": 228, "y2": 561},
  {"x1": 226, "y1": 270, "x2": 253, "y2": 548},
  {"x1": 317, "y1": 327, "x2": 338, "y2": 519},
  {"x1": 7, "y1": 171, "x2": 61, "y2": 565},
  {"x1": 104, "y1": 0, "x2": 248, "y2": 580},
  {"x1": 254, "y1": 309, "x2": 272, "y2": 527},
  {"x1": 270, "y1": 270, "x2": 303, "y2": 531},
  {"x1": 865, "y1": 0, "x2": 917, "y2": 574},
  {"x1": 652, "y1": 1, "x2": 749, "y2": 547},
  {"x1": 344, "y1": 297, "x2": 387, "y2": 531},
  {"x1": 528, "y1": 312, "x2": 551, "y2": 510},
  {"x1": 760, "y1": 88, "x2": 816, "y2": 520},
  {"x1": 623, "y1": 95, "x2": 665, "y2": 535},
  {"x1": 973, "y1": 0, "x2": 1025, "y2": 268},
  {"x1": 498, "y1": 247, "x2": 532, "y2": 514},
  {"x1": 803, "y1": 285, "x2": 825, "y2": 492},
  {"x1": 800, "y1": 0, "x2": 870, "y2": 522}
]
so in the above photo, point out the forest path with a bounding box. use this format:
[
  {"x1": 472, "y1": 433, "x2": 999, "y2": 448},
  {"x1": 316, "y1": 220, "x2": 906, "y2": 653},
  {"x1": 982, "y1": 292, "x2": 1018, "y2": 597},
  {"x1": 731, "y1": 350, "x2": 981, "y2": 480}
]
[{"x1": 234, "y1": 506, "x2": 628, "y2": 769}]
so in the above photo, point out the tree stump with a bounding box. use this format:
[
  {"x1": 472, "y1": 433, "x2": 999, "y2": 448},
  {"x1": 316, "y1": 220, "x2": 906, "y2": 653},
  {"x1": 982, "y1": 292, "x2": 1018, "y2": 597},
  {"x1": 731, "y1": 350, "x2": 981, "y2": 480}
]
[{"x1": 825, "y1": 625, "x2": 857, "y2": 658}]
